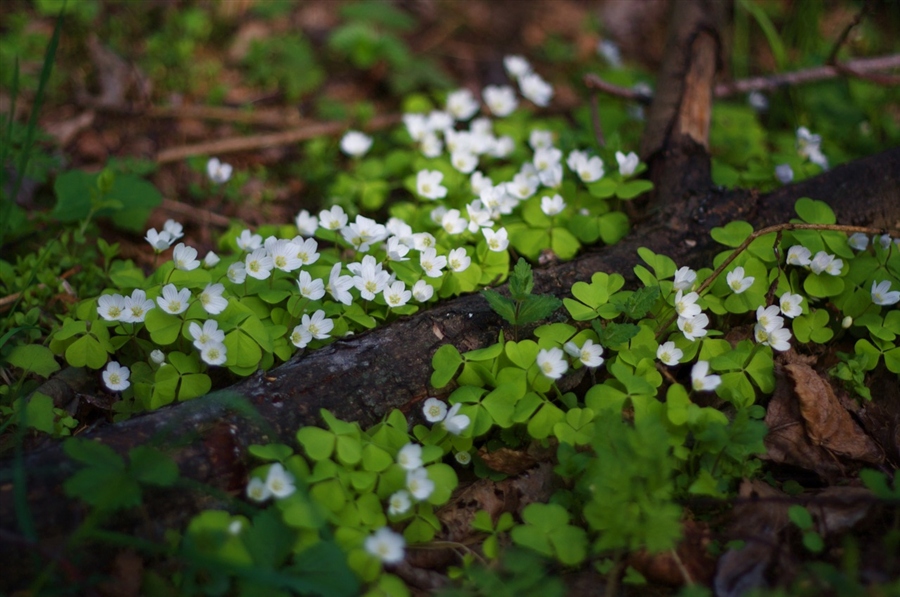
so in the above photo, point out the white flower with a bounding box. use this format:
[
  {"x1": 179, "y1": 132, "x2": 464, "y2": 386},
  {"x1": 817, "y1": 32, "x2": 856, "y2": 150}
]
[
  {"x1": 503, "y1": 55, "x2": 532, "y2": 79},
  {"x1": 351, "y1": 256, "x2": 390, "y2": 301},
  {"x1": 447, "y1": 247, "x2": 471, "y2": 273},
  {"x1": 412, "y1": 279, "x2": 435, "y2": 303},
  {"x1": 190, "y1": 319, "x2": 225, "y2": 350},
  {"x1": 451, "y1": 150, "x2": 479, "y2": 174},
  {"x1": 327, "y1": 263, "x2": 354, "y2": 306},
  {"x1": 754, "y1": 320, "x2": 792, "y2": 352},
  {"x1": 290, "y1": 324, "x2": 312, "y2": 349},
  {"x1": 519, "y1": 72, "x2": 553, "y2": 107},
  {"x1": 412, "y1": 232, "x2": 436, "y2": 252},
  {"x1": 443, "y1": 403, "x2": 470, "y2": 435},
  {"x1": 236, "y1": 229, "x2": 263, "y2": 252},
  {"x1": 691, "y1": 361, "x2": 721, "y2": 391},
  {"x1": 416, "y1": 170, "x2": 447, "y2": 201},
  {"x1": 747, "y1": 90, "x2": 768, "y2": 111},
  {"x1": 341, "y1": 215, "x2": 387, "y2": 252},
  {"x1": 597, "y1": 40, "x2": 622, "y2": 67},
  {"x1": 848, "y1": 233, "x2": 869, "y2": 251},
  {"x1": 446, "y1": 88, "x2": 480, "y2": 120},
  {"x1": 227, "y1": 262, "x2": 247, "y2": 284},
  {"x1": 563, "y1": 339, "x2": 604, "y2": 368},
  {"x1": 340, "y1": 130, "x2": 372, "y2": 157},
  {"x1": 198, "y1": 283, "x2": 228, "y2": 315},
  {"x1": 403, "y1": 113, "x2": 429, "y2": 141},
  {"x1": 775, "y1": 164, "x2": 794, "y2": 184},
  {"x1": 871, "y1": 280, "x2": 900, "y2": 306},
  {"x1": 422, "y1": 397, "x2": 448, "y2": 423},
  {"x1": 656, "y1": 341, "x2": 683, "y2": 366},
  {"x1": 150, "y1": 349, "x2": 166, "y2": 365},
  {"x1": 674, "y1": 290, "x2": 701, "y2": 318},
  {"x1": 470, "y1": 171, "x2": 493, "y2": 196},
  {"x1": 228, "y1": 520, "x2": 242, "y2": 535},
  {"x1": 265, "y1": 463, "x2": 296, "y2": 499},
  {"x1": 206, "y1": 157, "x2": 232, "y2": 184},
  {"x1": 615, "y1": 151, "x2": 639, "y2": 176},
  {"x1": 755, "y1": 305, "x2": 783, "y2": 332},
  {"x1": 297, "y1": 270, "x2": 325, "y2": 300},
  {"x1": 678, "y1": 312, "x2": 709, "y2": 341},
  {"x1": 455, "y1": 451, "x2": 472, "y2": 466},
  {"x1": 786, "y1": 245, "x2": 812, "y2": 266},
  {"x1": 577, "y1": 155, "x2": 605, "y2": 183},
  {"x1": 420, "y1": 132, "x2": 443, "y2": 157},
  {"x1": 397, "y1": 443, "x2": 423, "y2": 471},
  {"x1": 428, "y1": 110, "x2": 453, "y2": 131},
  {"x1": 539, "y1": 163, "x2": 563, "y2": 188},
  {"x1": 388, "y1": 490, "x2": 412, "y2": 516},
  {"x1": 466, "y1": 200, "x2": 493, "y2": 232},
  {"x1": 673, "y1": 266, "x2": 697, "y2": 291},
  {"x1": 386, "y1": 237, "x2": 410, "y2": 262},
  {"x1": 483, "y1": 227, "x2": 509, "y2": 252},
  {"x1": 406, "y1": 467, "x2": 435, "y2": 501},
  {"x1": 877, "y1": 234, "x2": 893, "y2": 249},
  {"x1": 295, "y1": 210, "x2": 319, "y2": 236},
  {"x1": 536, "y1": 347, "x2": 568, "y2": 379},
  {"x1": 567, "y1": 150, "x2": 588, "y2": 172},
  {"x1": 779, "y1": 293, "x2": 803, "y2": 318},
  {"x1": 97, "y1": 293, "x2": 126, "y2": 321},
  {"x1": 726, "y1": 266, "x2": 754, "y2": 293},
  {"x1": 302, "y1": 309, "x2": 334, "y2": 340},
  {"x1": 365, "y1": 527, "x2": 405, "y2": 564},
  {"x1": 203, "y1": 251, "x2": 220, "y2": 267},
  {"x1": 319, "y1": 205, "x2": 348, "y2": 230},
  {"x1": 540, "y1": 194, "x2": 566, "y2": 216},
  {"x1": 246, "y1": 477, "x2": 271, "y2": 502},
  {"x1": 441, "y1": 209, "x2": 468, "y2": 235},
  {"x1": 157, "y1": 284, "x2": 191, "y2": 315},
  {"x1": 809, "y1": 251, "x2": 842, "y2": 276},
  {"x1": 420, "y1": 248, "x2": 447, "y2": 278},
  {"x1": 267, "y1": 239, "x2": 302, "y2": 272},
  {"x1": 245, "y1": 248, "x2": 274, "y2": 280},
  {"x1": 163, "y1": 219, "x2": 184, "y2": 241},
  {"x1": 383, "y1": 281, "x2": 411, "y2": 308},
  {"x1": 145, "y1": 228, "x2": 173, "y2": 251},
  {"x1": 483, "y1": 85, "x2": 518, "y2": 117},
  {"x1": 102, "y1": 361, "x2": 130, "y2": 392},
  {"x1": 172, "y1": 243, "x2": 201, "y2": 271},
  {"x1": 529, "y1": 129, "x2": 554, "y2": 150},
  {"x1": 200, "y1": 342, "x2": 227, "y2": 366},
  {"x1": 489, "y1": 135, "x2": 515, "y2": 158},
  {"x1": 290, "y1": 236, "x2": 319, "y2": 266}
]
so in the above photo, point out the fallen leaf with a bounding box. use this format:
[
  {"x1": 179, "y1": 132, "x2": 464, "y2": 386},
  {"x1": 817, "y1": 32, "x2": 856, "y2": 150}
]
[{"x1": 786, "y1": 362, "x2": 883, "y2": 463}]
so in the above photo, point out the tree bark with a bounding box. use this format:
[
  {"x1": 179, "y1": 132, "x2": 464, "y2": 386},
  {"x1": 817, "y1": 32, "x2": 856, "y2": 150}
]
[{"x1": 2, "y1": 0, "x2": 900, "y2": 589}]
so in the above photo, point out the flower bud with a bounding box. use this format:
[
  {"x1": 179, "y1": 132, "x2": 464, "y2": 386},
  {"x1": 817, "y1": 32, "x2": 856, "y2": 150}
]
[{"x1": 841, "y1": 316, "x2": 853, "y2": 329}]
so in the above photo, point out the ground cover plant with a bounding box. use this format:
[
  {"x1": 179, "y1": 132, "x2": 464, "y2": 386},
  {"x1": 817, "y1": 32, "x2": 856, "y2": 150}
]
[{"x1": 1, "y1": 1, "x2": 899, "y2": 595}]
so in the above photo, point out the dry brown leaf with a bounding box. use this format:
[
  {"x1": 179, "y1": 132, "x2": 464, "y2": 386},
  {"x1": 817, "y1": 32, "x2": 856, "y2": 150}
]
[
  {"x1": 478, "y1": 446, "x2": 536, "y2": 475},
  {"x1": 786, "y1": 362, "x2": 883, "y2": 463},
  {"x1": 764, "y1": 363, "x2": 845, "y2": 479},
  {"x1": 628, "y1": 519, "x2": 715, "y2": 586}
]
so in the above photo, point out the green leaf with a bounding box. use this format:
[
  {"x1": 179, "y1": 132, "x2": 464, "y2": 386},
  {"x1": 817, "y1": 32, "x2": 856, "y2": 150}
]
[
  {"x1": 129, "y1": 446, "x2": 179, "y2": 486},
  {"x1": 615, "y1": 179, "x2": 653, "y2": 200},
  {"x1": 595, "y1": 322, "x2": 640, "y2": 347},
  {"x1": 597, "y1": 211, "x2": 630, "y2": 244},
  {"x1": 711, "y1": 221, "x2": 754, "y2": 248},
  {"x1": 481, "y1": 288, "x2": 517, "y2": 325},
  {"x1": 7, "y1": 344, "x2": 60, "y2": 377},
  {"x1": 64, "y1": 333, "x2": 109, "y2": 369},
  {"x1": 431, "y1": 344, "x2": 463, "y2": 388},
  {"x1": 794, "y1": 197, "x2": 836, "y2": 225},
  {"x1": 297, "y1": 426, "x2": 336, "y2": 461},
  {"x1": 248, "y1": 443, "x2": 294, "y2": 462},
  {"x1": 144, "y1": 309, "x2": 183, "y2": 346},
  {"x1": 613, "y1": 286, "x2": 660, "y2": 320},
  {"x1": 516, "y1": 294, "x2": 562, "y2": 325},
  {"x1": 509, "y1": 258, "x2": 534, "y2": 300}
]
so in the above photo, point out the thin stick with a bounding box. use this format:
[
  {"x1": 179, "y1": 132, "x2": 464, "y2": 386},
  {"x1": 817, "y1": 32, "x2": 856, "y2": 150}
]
[
  {"x1": 585, "y1": 54, "x2": 900, "y2": 103},
  {"x1": 655, "y1": 222, "x2": 888, "y2": 338},
  {"x1": 161, "y1": 198, "x2": 231, "y2": 228},
  {"x1": 155, "y1": 114, "x2": 402, "y2": 164},
  {"x1": 589, "y1": 91, "x2": 606, "y2": 147}
]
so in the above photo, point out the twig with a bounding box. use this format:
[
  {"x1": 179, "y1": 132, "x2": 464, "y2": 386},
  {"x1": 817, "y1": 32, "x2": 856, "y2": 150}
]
[
  {"x1": 589, "y1": 91, "x2": 606, "y2": 147},
  {"x1": 586, "y1": 55, "x2": 900, "y2": 103},
  {"x1": 655, "y1": 222, "x2": 889, "y2": 339},
  {"x1": 160, "y1": 198, "x2": 231, "y2": 228},
  {"x1": 583, "y1": 74, "x2": 653, "y2": 104},
  {"x1": 146, "y1": 105, "x2": 305, "y2": 127},
  {"x1": 714, "y1": 54, "x2": 900, "y2": 96},
  {"x1": 0, "y1": 266, "x2": 81, "y2": 313},
  {"x1": 826, "y1": 0, "x2": 873, "y2": 66},
  {"x1": 155, "y1": 114, "x2": 402, "y2": 164}
]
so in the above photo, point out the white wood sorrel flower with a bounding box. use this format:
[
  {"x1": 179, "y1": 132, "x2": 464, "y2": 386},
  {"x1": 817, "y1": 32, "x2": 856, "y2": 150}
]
[
  {"x1": 422, "y1": 398, "x2": 448, "y2": 423},
  {"x1": 537, "y1": 347, "x2": 568, "y2": 379},
  {"x1": 102, "y1": 361, "x2": 130, "y2": 392},
  {"x1": 365, "y1": 527, "x2": 405, "y2": 564},
  {"x1": 726, "y1": 266, "x2": 754, "y2": 294},
  {"x1": 157, "y1": 284, "x2": 191, "y2": 315},
  {"x1": 691, "y1": 361, "x2": 721, "y2": 392}
]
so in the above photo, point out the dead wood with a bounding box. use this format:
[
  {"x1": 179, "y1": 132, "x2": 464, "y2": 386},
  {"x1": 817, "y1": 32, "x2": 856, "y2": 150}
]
[{"x1": 2, "y1": 0, "x2": 900, "y2": 589}]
